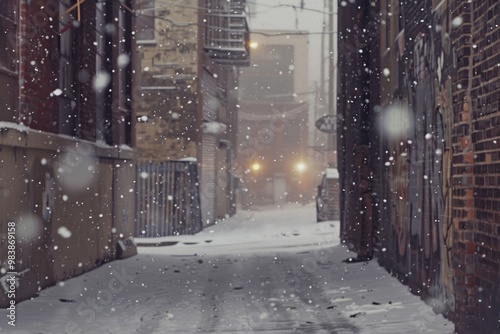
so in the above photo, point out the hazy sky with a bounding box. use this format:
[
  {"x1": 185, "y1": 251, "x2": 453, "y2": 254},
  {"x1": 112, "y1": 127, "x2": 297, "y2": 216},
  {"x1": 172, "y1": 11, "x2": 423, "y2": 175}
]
[{"x1": 247, "y1": 0, "x2": 337, "y2": 92}]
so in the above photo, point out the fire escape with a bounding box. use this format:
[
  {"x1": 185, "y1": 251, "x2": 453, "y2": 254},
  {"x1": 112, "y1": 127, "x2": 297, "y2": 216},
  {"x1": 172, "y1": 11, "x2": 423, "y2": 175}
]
[{"x1": 204, "y1": 0, "x2": 250, "y2": 66}]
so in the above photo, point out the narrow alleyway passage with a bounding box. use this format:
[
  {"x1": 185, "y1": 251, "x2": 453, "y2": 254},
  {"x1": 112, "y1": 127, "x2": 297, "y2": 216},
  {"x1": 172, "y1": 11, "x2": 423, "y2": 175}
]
[{"x1": 1, "y1": 205, "x2": 455, "y2": 333}]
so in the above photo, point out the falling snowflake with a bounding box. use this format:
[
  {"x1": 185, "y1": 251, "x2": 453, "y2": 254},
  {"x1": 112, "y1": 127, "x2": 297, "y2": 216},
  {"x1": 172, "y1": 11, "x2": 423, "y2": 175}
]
[
  {"x1": 117, "y1": 54, "x2": 130, "y2": 68},
  {"x1": 51, "y1": 89, "x2": 63, "y2": 96},
  {"x1": 92, "y1": 72, "x2": 111, "y2": 92},
  {"x1": 452, "y1": 16, "x2": 463, "y2": 28},
  {"x1": 58, "y1": 227, "x2": 72, "y2": 239}
]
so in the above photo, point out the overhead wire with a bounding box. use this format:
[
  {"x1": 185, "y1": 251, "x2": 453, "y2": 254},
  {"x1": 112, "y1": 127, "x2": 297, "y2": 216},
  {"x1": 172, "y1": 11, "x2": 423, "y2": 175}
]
[
  {"x1": 137, "y1": 0, "x2": 333, "y2": 16},
  {"x1": 125, "y1": 1, "x2": 337, "y2": 37},
  {"x1": 245, "y1": 1, "x2": 335, "y2": 15}
]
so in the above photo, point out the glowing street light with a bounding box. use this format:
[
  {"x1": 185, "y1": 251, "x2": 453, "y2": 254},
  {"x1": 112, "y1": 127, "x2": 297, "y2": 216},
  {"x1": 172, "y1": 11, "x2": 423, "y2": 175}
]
[
  {"x1": 295, "y1": 162, "x2": 306, "y2": 172},
  {"x1": 251, "y1": 162, "x2": 261, "y2": 172}
]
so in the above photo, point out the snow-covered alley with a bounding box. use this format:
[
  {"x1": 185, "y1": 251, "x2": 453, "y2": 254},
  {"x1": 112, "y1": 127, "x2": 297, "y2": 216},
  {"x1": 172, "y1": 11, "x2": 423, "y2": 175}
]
[{"x1": 0, "y1": 204, "x2": 455, "y2": 333}]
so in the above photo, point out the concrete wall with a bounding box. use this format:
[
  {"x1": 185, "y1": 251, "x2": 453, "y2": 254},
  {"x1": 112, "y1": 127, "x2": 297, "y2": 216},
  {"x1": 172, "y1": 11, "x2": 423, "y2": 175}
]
[{"x1": 0, "y1": 126, "x2": 135, "y2": 307}]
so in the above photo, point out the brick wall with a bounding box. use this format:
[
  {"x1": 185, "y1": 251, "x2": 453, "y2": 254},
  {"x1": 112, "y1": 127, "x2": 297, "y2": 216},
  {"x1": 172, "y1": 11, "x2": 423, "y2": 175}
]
[
  {"x1": 337, "y1": 2, "x2": 373, "y2": 249},
  {"x1": 135, "y1": 0, "x2": 199, "y2": 160},
  {"x1": 449, "y1": 0, "x2": 500, "y2": 332},
  {"x1": 337, "y1": 0, "x2": 499, "y2": 332},
  {"x1": 19, "y1": 0, "x2": 59, "y2": 132},
  {"x1": 76, "y1": 1, "x2": 97, "y2": 141},
  {"x1": 17, "y1": 0, "x2": 101, "y2": 141},
  {"x1": 469, "y1": 0, "x2": 500, "y2": 332},
  {"x1": 451, "y1": 1, "x2": 478, "y2": 331}
]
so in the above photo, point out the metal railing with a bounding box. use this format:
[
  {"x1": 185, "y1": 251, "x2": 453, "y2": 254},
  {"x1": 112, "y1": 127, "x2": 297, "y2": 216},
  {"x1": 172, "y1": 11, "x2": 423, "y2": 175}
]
[{"x1": 204, "y1": 0, "x2": 250, "y2": 66}]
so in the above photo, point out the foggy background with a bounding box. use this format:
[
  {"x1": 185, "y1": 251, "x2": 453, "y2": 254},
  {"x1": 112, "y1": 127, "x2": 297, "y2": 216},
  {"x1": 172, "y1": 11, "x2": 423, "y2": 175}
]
[{"x1": 247, "y1": 0, "x2": 337, "y2": 93}]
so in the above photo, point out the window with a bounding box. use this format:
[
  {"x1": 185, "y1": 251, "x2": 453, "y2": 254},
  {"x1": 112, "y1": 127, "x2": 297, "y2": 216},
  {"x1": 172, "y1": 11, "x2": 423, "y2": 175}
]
[
  {"x1": 0, "y1": 0, "x2": 18, "y2": 122},
  {"x1": 136, "y1": 0, "x2": 155, "y2": 42},
  {"x1": 0, "y1": 1, "x2": 16, "y2": 73},
  {"x1": 204, "y1": 0, "x2": 250, "y2": 66},
  {"x1": 58, "y1": 0, "x2": 78, "y2": 135},
  {"x1": 95, "y1": 1, "x2": 110, "y2": 142}
]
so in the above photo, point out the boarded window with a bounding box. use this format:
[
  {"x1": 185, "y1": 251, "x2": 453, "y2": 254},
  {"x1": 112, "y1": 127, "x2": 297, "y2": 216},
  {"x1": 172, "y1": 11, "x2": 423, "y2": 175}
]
[{"x1": 136, "y1": 0, "x2": 155, "y2": 42}]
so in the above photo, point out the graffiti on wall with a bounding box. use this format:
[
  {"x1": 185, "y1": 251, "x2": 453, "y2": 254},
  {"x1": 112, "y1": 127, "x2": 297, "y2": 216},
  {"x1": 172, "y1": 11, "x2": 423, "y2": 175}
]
[
  {"x1": 387, "y1": 5, "x2": 454, "y2": 309},
  {"x1": 388, "y1": 112, "x2": 409, "y2": 258}
]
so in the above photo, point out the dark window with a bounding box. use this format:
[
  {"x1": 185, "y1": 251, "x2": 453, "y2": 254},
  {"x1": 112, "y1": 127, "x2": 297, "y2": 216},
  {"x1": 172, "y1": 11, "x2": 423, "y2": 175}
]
[
  {"x1": 121, "y1": 1, "x2": 133, "y2": 146},
  {"x1": 0, "y1": 0, "x2": 18, "y2": 122},
  {"x1": 95, "y1": 1, "x2": 110, "y2": 142},
  {"x1": 58, "y1": 0, "x2": 78, "y2": 135}
]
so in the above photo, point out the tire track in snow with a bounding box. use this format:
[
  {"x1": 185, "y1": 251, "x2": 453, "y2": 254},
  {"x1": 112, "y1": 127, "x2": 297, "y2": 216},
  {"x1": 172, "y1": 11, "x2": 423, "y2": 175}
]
[
  {"x1": 197, "y1": 259, "x2": 226, "y2": 332},
  {"x1": 197, "y1": 256, "x2": 241, "y2": 332},
  {"x1": 238, "y1": 254, "x2": 296, "y2": 333},
  {"x1": 275, "y1": 252, "x2": 360, "y2": 334}
]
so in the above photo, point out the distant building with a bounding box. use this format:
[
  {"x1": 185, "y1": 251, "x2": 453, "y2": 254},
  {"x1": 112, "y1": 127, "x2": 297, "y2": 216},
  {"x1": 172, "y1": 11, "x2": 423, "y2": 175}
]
[
  {"x1": 0, "y1": 0, "x2": 136, "y2": 306},
  {"x1": 236, "y1": 30, "x2": 317, "y2": 205},
  {"x1": 134, "y1": 0, "x2": 250, "y2": 234}
]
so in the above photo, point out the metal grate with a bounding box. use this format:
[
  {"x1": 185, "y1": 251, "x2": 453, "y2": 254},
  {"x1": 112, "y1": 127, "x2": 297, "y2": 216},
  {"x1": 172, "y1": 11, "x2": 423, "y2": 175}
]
[{"x1": 135, "y1": 160, "x2": 202, "y2": 237}]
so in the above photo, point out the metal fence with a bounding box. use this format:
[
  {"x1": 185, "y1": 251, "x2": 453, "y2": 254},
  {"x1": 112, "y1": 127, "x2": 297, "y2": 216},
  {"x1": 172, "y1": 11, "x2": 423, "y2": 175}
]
[{"x1": 135, "y1": 161, "x2": 202, "y2": 237}]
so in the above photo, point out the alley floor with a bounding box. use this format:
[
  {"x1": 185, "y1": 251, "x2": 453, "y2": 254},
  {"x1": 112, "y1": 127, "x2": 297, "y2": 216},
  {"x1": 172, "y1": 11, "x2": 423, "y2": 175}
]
[{"x1": 1, "y1": 204, "x2": 455, "y2": 333}]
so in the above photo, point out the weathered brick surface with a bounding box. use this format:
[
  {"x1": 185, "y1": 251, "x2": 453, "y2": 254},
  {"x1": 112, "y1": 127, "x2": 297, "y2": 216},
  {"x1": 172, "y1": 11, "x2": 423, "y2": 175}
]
[
  {"x1": 135, "y1": 0, "x2": 199, "y2": 160},
  {"x1": 468, "y1": 0, "x2": 500, "y2": 332},
  {"x1": 338, "y1": 0, "x2": 500, "y2": 332},
  {"x1": 19, "y1": 0, "x2": 59, "y2": 132}
]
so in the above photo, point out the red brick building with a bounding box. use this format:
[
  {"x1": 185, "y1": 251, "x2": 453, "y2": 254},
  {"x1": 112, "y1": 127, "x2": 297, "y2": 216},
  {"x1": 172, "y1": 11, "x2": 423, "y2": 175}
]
[{"x1": 337, "y1": 1, "x2": 499, "y2": 332}]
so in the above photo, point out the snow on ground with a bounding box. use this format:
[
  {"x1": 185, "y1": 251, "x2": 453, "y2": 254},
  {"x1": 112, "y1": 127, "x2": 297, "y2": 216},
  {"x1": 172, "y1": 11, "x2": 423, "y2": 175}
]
[
  {"x1": 137, "y1": 203, "x2": 340, "y2": 255},
  {"x1": 0, "y1": 204, "x2": 455, "y2": 333}
]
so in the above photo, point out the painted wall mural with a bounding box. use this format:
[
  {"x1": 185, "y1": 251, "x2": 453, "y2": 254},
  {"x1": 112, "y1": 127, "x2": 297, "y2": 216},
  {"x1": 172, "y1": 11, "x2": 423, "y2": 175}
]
[{"x1": 387, "y1": 5, "x2": 455, "y2": 310}]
